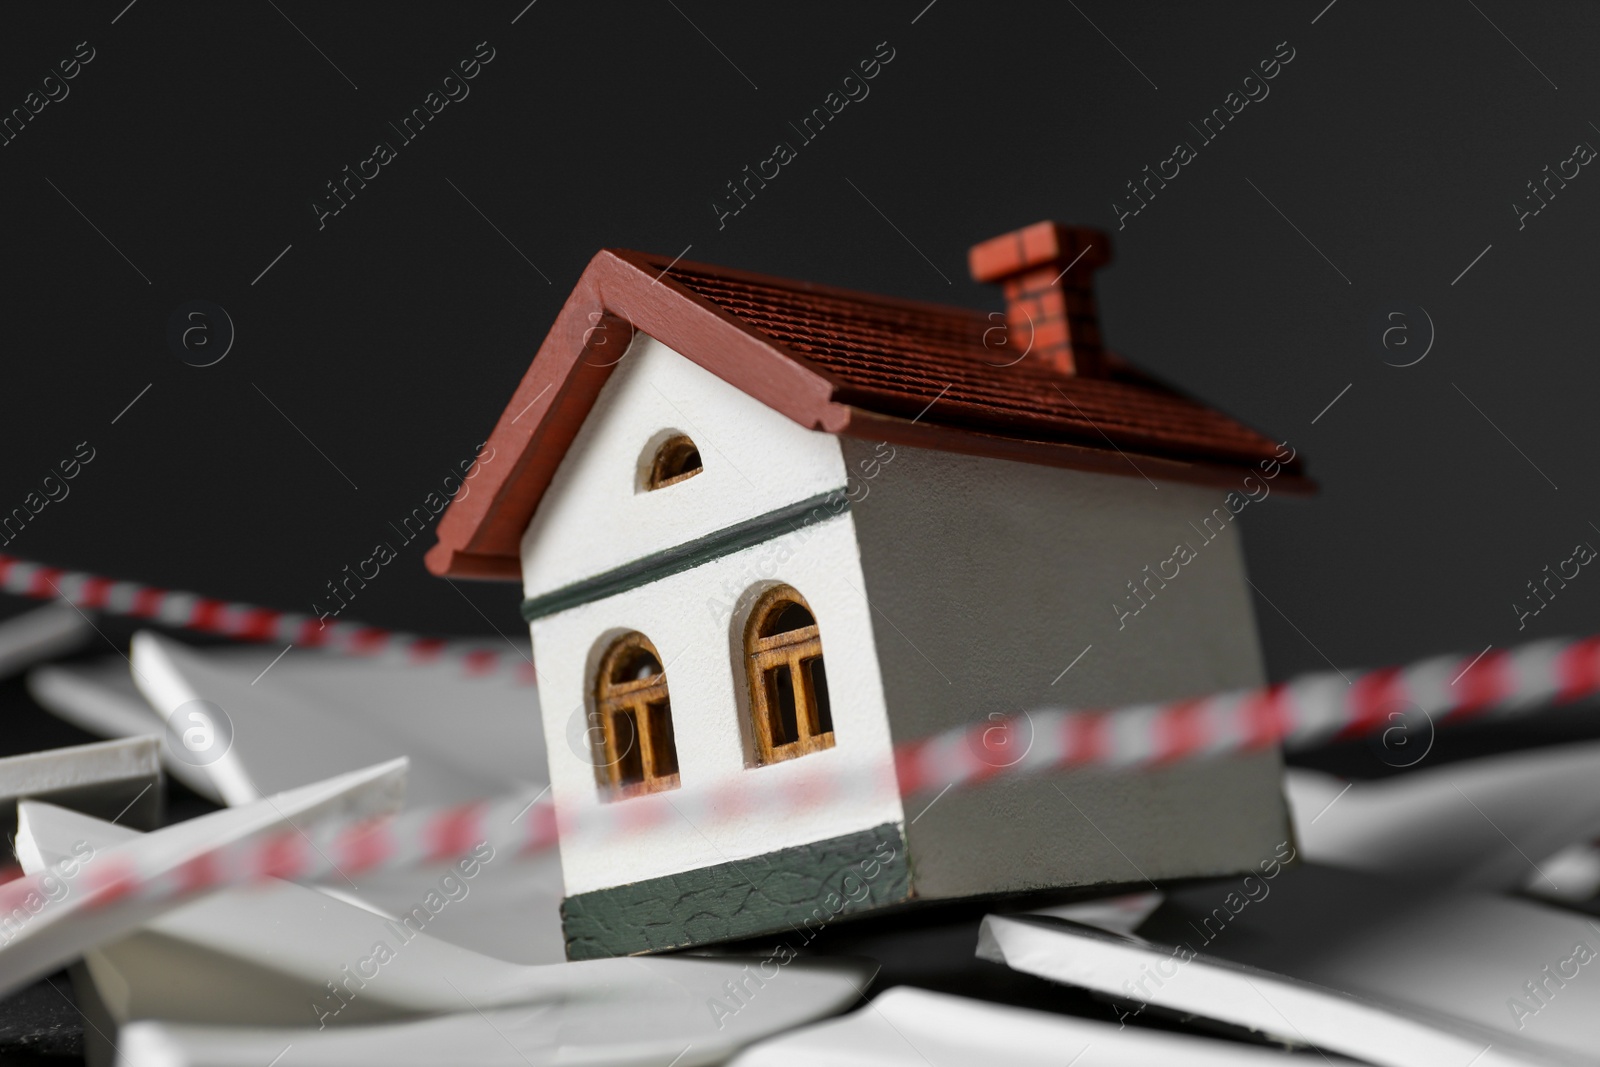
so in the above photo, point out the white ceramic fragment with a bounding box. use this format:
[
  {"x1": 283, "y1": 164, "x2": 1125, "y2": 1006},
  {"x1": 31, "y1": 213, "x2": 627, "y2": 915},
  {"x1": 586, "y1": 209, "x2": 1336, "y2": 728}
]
[
  {"x1": 126, "y1": 634, "x2": 259, "y2": 806},
  {"x1": 128, "y1": 632, "x2": 544, "y2": 807},
  {"x1": 28, "y1": 657, "x2": 164, "y2": 740},
  {"x1": 237, "y1": 639, "x2": 544, "y2": 797},
  {"x1": 981, "y1": 864, "x2": 1600, "y2": 1067},
  {"x1": 113, "y1": 951, "x2": 875, "y2": 1067},
  {"x1": 0, "y1": 758, "x2": 406, "y2": 1000},
  {"x1": 1285, "y1": 743, "x2": 1600, "y2": 892},
  {"x1": 0, "y1": 601, "x2": 92, "y2": 680},
  {"x1": 0, "y1": 736, "x2": 162, "y2": 838},
  {"x1": 22, "y1": 803, "x2": 589, "y2": 1025},
  {"x1": 729, "y1": 985, "x2": 1302, "y2": 1066},
  {"x1": 1527, "y1": 843, "x2": 1600, "y2": 904},
  {"x1": 1028, "y1": 891, "x2": 1163, "y2": 937},
  {"x1": 31, "y1": 658, "x2": 229, "y2": 804},
  {"x1": 32, "y1": 645, "x2": 564, "y2": 961},
  {"x1": 330, "y1": 851, "x2": 567, "y2": 965}
]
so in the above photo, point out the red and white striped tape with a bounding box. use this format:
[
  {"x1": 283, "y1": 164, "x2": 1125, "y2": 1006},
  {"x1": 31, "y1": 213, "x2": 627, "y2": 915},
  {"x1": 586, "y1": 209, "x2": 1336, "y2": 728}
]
[
  {"x1": 1, "y1": 631, "x2": 1593, "y2": 918},
  {"x1": 0, "y1": 790, "x2": 559, "y2": 940},
  {"x1": 892, "y1": 634, "x2": 1600, "y2": 794},
  {"x1": 0, "y1": 554, "x2": 536, "y2": 684}
]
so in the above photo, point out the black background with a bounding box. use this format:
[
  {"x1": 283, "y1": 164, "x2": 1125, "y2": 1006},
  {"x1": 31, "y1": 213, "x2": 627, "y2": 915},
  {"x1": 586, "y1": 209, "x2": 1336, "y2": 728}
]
[
  {"x1": 2, "y1": 4, "x2": 1600, "y2": 1057},
  {"x1": 3, "y1": 0, "x2": 1599, "y2": 746}
]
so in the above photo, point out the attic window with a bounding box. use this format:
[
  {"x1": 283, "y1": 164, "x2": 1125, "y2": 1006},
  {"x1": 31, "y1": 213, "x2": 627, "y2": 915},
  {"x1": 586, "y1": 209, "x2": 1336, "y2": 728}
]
[
  {"x1": 744, "y1": 586, "x2": 835, "y2": 765},
  {"x1": 594, "y1": 633, "x2": 680, "y2": 798},
  {"x1": 647, "y1": 434, "x2": 703, "y2": 490}
]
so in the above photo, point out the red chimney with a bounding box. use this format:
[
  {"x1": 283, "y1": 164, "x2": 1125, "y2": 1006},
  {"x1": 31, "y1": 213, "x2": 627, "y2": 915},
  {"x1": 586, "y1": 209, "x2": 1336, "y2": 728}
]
[{"x1": 968, "y1": 221, "x2": 1112, "y2": 378}]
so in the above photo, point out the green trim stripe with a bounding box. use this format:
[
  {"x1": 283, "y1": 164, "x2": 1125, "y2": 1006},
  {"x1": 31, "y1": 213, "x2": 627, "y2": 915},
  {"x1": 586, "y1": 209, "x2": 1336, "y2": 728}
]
[{"x1": 521, "y1": 488, "x2": 850, "y2": 621}]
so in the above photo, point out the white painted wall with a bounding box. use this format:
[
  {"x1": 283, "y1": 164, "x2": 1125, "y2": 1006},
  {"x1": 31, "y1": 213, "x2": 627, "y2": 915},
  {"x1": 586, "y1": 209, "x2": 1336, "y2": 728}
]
[
  {"x1": 842, "y1": 438, "x2": 1291, "y2": 899},
  {"x1": 522, "y1": 335, "x2": 900, "y2": 897},
  {"x1": 530, "y1": 520, "x2": 902, "y2": 896},
  {"x1": 520, "y1": 333, "x2": 849, "y2": 601}
]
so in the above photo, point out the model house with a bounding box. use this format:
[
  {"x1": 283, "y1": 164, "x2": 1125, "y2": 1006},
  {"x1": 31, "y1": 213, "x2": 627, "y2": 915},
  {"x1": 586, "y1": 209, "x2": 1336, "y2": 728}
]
[{"x1": 427, "y1": 221, "x2": 1311, "y2": 960}]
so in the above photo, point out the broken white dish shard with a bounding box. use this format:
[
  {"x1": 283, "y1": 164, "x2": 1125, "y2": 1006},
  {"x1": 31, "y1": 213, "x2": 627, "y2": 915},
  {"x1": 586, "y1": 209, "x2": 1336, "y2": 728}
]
[
  {"x1": 33, "y1": 643, "x2": 563, "y2": 962},
  {"x1": 0, "y1": 601, "x2": 92, "y2": 681},
  {"x1": 329, "y1": 849, "x2": 567, "y2": 965},
  {"x1": 128, "y1": 631, "x2": 544, "y2": 807},
  {"x1": 28, "y1": 659, "x2": 222, "y2": 804},
  {"x1": 1285, "y1": 742, "x2": 1600, "y2": 893},
  {"x1": 1027, "y1": 891, "x2": 1163, "y2": 938},
  {"x1": 112, "y1": 952, "x2": 875, "y2": 1067},
  {"x1": 0, "y1": 758, "x2": 406, "y2": 1001},
  {"x1": 1528, "y1": 843, "x2": 1600, "y2": 904},
  {"x1": 728, "y1": 985, "x2": 1304, "y2": 1065},
  {"x1": 22, "y1": 802, "x2": 605, "y2": 1026},
  {"x1": 982, "y1": 864, "x2": 1600, "y2": 1067},
  {"x1": 0, "y1": 736, "x2": 162, "y2": 840}
]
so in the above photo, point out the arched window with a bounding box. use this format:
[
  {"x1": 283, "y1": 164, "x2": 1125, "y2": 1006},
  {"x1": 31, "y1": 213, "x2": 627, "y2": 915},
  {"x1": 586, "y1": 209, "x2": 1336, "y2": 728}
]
[
  {"x1": 744, "y1": 586, "x2": 835, "y2": 765},
  {"x1": 594, "y1": 633, "x2": 680, "y2": 797},
  {"x1": 646, "y1": 434, "x2": 702, "y2": 490}
]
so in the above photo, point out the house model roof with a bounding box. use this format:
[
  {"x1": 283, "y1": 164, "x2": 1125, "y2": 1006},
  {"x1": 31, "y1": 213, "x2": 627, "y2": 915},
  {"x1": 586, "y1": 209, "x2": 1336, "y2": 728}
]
[{"x1": 427, "y1": 224, "x2": 1310, "y2": 580}]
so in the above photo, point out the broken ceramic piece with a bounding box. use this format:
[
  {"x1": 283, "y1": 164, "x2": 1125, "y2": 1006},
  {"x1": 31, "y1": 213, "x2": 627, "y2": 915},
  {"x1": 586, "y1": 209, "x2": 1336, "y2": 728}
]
[
  {"x1": 0, "y1": 758, "x2": 405, "y2": 1000},
  {"x1": 128, "y1": 632, "x2": 544, "y2": 807},
  {"x1": 728, "y1": 985, "x2": 1301, "y2": 1065},
  {"x1": 31, "y1": 645, "x2": 565, "y2": 962},
  {"x1": 0, "y1": 736, "x2": 161, "y2": 842},
  {"x1": 331, "y1": 851, "x2": 567, "y2": 965},
  {"x1": 981, "y1": 864, "x2": 1600, "y2": 1067},
  {"x1": 1528, "y1": 843, "x2": 1600, "y2": 904},
  {"x1": 112, "y1": 950, "x2": 874, "y2": 1067},
  {"x1": 0, "y1": 601, "x2": 91, "y2": 681},
  {"x1": 1028, "y1": 891, "x2": 1163, "y2": 937},
  {"x1": 27, "y1": 659, "x2": 222, "y2": 804},
  {"x1": 22, "y1": 803, "x2": 609, "y2": 1026},
  {"x1": 1285, "y1": 743, "x2": 1600, "y2": 893}
]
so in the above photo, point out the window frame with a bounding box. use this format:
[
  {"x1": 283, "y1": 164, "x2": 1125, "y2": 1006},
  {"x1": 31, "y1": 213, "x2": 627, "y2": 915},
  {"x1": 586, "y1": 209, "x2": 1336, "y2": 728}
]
[
  {"x1": 645, "y1": 433, "x2": 703, "y2": 490},
  {"x1": 744, "y1": 585, "x2": 836, "y2": 765},
  {"x1": 593, "y1": 632, "x2": 681, "y2": 798}
]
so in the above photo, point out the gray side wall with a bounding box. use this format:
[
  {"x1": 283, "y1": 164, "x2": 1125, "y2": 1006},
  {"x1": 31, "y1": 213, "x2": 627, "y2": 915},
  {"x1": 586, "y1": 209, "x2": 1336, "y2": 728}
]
[{"x1": 842, "y1": 439, "x2": 1292, "y2": 899}]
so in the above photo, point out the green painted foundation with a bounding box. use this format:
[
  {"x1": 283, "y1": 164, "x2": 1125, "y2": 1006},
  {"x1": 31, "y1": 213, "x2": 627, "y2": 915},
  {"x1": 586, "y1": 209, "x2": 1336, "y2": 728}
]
[{"x1": 561, "y1": 822, "x2": 911, "y2": 959}]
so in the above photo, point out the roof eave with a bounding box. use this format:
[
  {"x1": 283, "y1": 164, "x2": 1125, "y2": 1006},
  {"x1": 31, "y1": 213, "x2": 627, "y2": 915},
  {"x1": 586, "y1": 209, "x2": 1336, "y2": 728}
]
[
  {"x1": 832, "y1": 405, "x2": 1316, "y2": 495},
  {"x1": 426, "y1": 249, "x2": 845, "y2": 580}
]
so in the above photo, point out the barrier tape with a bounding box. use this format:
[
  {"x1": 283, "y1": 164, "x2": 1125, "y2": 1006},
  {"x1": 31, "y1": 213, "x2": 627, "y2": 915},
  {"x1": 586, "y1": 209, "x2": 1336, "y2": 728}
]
[
  {"x1": 0, "y1": 554, "x2": 536, "y2": 684},
  {"x1": 1, "y1": 631, "x2": 1593, "y2": 920}
]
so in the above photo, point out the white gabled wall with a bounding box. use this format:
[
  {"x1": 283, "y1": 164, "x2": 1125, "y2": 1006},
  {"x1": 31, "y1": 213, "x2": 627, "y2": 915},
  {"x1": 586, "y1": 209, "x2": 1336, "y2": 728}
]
[
  {"x1": 521, "y1": 335, "x2": 901, "y2": 897},
  {"x1": 842, "y1": 438, "x2": 1290, "y2": 899},
  {"x1": 520, "y1": 332, "x2": 848, "y2": 601}
]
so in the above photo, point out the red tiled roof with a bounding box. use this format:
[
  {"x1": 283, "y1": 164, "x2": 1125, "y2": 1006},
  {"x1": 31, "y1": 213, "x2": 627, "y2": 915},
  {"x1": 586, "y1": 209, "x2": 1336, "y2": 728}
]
[
  {"x1": 426, "y1": 249, "x2": 1308, "y2": 580},
  {"x1": 662, "y1": 262, "x2": 1284, "y2": 468}
]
